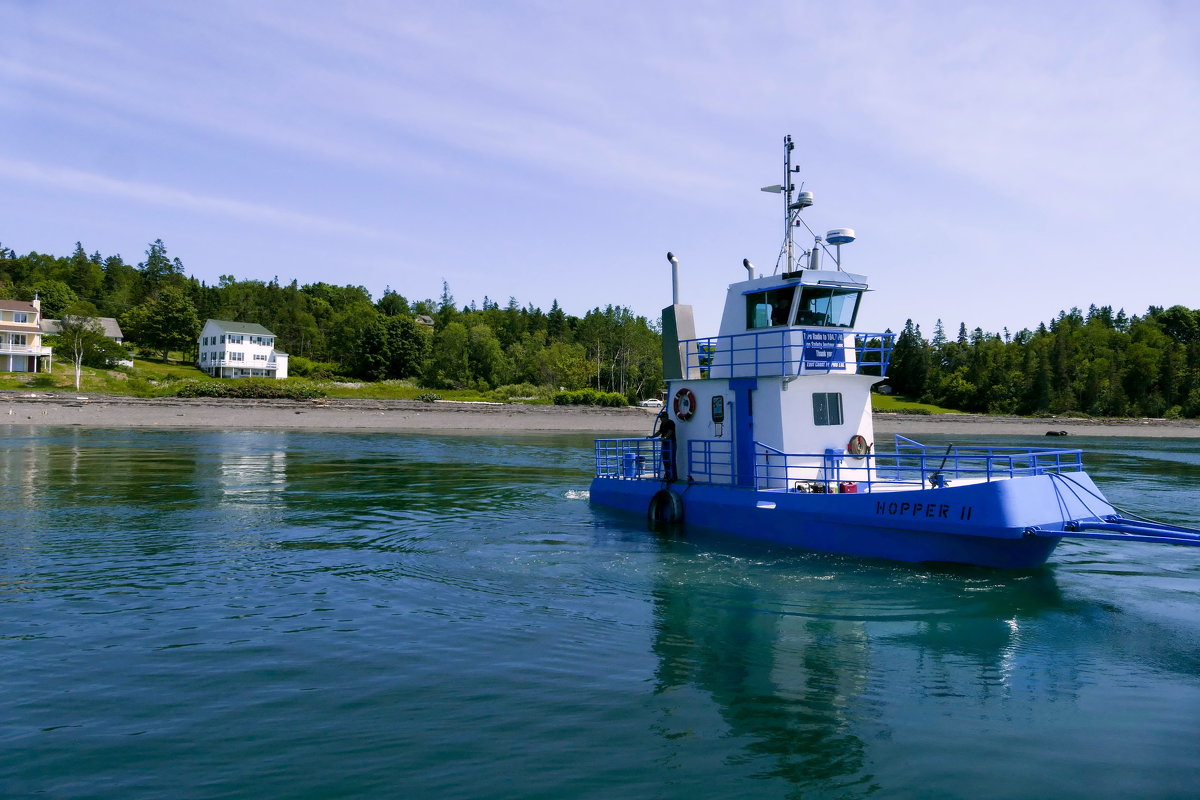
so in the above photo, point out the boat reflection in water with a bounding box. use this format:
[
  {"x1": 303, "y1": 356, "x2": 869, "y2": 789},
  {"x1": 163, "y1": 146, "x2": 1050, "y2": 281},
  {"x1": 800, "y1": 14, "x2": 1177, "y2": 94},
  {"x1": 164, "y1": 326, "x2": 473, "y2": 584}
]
[{"x1": 645, "y1": 535, "x2": 1071, "y2": 791}]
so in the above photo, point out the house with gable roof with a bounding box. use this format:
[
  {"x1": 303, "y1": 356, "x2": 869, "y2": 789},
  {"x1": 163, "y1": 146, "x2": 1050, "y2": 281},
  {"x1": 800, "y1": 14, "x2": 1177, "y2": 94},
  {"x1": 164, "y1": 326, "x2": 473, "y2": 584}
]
[
  {"x1": 41, "y1": 316, "x2": 126, "y2": 344},
  {"x1": 0, "y1": 298, "x2": 53, "y2": 373},
  {"x1": 197, "y1": 319, "x2": 288, "y2": 379}
]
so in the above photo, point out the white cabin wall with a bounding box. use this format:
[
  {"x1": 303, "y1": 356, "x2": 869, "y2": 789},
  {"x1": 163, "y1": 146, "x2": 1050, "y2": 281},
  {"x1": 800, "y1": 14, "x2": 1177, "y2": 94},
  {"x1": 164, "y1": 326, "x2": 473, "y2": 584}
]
[
  {"x1": 717, "y1": 280, "x2": 755, "y2": 337},
  {"x1": 776, "y1": 374, "x2": 878, "y2": 455},
  {"x1": 667, "y1": 378, "x2": 736, "y2": 485}
]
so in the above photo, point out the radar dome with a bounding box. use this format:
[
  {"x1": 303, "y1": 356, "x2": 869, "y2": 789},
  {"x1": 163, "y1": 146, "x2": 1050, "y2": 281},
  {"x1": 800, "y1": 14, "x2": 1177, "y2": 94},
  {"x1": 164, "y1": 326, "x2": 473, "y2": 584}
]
[
  {"x1": 826, "y1": 228, "x2": 856, "y2": 245},
  {"x1": 789, "y1": 191, "x2": 814, "y2": 210}
]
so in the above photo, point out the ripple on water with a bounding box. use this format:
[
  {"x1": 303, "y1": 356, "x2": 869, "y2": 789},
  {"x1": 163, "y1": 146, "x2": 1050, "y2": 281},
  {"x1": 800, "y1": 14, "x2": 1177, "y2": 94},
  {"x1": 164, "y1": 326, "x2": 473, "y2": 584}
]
[{"x1": 2, "y1": 428, "x2": 1199, "y2": 800}]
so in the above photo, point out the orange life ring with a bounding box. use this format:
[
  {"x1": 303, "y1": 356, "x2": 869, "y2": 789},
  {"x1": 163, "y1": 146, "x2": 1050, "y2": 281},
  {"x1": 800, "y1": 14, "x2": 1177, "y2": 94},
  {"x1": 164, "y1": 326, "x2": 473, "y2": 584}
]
[
  {"x1": 673, "y1": 388, "x2": 697, "y2": 421},
  {"x1": 847, "y1": 434, "x2": 871, "y2": 457}
]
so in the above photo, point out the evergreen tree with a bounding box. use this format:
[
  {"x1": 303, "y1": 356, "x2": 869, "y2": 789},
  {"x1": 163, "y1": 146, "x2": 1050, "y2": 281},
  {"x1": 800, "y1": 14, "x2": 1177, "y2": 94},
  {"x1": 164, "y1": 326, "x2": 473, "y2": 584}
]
[
  {"x1": 121, "y1": 285, "x2": 201, "y2": 361},
  {"x1": 138, "y1": 239, "x2": 184, "y2": 289},
  {"x1": 887, "y1": 320, "x2": 929, "y2": 397}
]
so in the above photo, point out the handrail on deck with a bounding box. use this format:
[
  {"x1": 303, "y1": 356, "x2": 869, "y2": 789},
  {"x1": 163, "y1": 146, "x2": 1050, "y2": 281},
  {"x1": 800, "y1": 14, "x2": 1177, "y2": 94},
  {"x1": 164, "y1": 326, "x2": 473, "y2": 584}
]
[
  {"x1": 681, "y1": 329, "x2": 893, "y2": 380},
  {"x1": 594, "y1": 438, "x2": 673, "y2": 481},
  {"x1": 749, "y1": 437, "x2": 1085, "y2": 493},
  {"x1": 594, "y1": 434, "x2": 1086, "y2": 492}
]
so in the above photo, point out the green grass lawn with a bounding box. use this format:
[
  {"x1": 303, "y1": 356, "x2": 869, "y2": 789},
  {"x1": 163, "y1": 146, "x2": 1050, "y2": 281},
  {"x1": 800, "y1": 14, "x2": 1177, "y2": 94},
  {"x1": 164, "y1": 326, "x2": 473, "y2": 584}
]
[
  {"x1": 3, "y1": 358, "x2": 957, "y2": 413},
  {"x1": 0, "y1": 363, "x2": 140, "y2": 395},
  {"x1": 0, "y1": 357, "x2": 541, "y2": 404},
  {"x1": 871, "y1": 394, "x2": 960, "y2": 415},
  {"x1": 0, "y1": 354, "x2": 207, "y2": 397},
  {"x1": 130, "y1": 355, "x2": 208, "y2": 380}
]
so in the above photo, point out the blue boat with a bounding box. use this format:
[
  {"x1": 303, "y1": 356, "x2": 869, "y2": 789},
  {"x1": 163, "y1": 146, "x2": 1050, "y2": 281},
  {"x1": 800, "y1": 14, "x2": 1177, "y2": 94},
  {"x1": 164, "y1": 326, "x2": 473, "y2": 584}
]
[{"x1": 590, "y1": 136, "x2": 1200, "y2": 568}]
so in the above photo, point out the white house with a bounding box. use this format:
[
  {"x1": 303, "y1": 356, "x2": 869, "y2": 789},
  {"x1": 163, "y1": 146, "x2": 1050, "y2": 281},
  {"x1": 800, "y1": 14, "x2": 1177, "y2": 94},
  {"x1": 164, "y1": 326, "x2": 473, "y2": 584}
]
[
  {"x1": 0, "y1": 298, "x2": 53, "y2": 373},
  {"x1": 197, "y1": 319, "x2": 288, "y2": 379}
]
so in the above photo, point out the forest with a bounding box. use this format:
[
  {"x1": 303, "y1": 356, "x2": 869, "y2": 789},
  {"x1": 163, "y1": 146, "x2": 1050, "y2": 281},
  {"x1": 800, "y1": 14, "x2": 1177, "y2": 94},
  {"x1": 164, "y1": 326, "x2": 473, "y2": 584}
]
[
  {"x1": 887, "y1": 306, "x2": 1200, "y2": 419},
  {"x1": 4, "y1": 239, "x2": 1199, "y2": 418},
  {"x1": 0, "y1": 240, "x2": 663, "y2": 400}
]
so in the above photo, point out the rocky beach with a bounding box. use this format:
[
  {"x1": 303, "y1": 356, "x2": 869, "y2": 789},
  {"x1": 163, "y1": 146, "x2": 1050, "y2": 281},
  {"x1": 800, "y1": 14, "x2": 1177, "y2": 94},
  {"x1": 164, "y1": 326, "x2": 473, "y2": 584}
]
[{"x1": 4, "y1": 391, "x2": 1199, "y2": 438}]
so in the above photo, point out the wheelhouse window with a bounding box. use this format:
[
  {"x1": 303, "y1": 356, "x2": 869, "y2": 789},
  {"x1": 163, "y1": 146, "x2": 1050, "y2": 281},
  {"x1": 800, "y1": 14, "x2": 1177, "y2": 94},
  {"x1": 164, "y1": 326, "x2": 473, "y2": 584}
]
[
  {"x1": 745, "y1": 286, "x2": 796, "y2": 329},
  {"x1": 812, "y1": 392, "x2": 843, "y2": 426},
  {"x1": 793, "y1": 287, "x2": 862, "y2": 328}
]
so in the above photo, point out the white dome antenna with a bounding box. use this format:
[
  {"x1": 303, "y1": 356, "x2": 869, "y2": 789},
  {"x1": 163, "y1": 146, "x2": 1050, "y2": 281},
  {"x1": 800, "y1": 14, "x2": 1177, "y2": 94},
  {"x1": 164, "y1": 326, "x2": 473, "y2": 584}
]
[
  {"x1": 789, "y1": 191, "x2": 814, "y2": 210},
  {"x1": 825, "y1": 228, "x2": 856, "y2": 268}
]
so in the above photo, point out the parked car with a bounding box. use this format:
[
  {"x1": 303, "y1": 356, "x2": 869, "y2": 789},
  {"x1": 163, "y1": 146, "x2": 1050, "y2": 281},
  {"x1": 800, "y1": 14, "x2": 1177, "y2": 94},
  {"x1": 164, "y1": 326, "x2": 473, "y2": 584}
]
[{"x1": 638, "y1": 398, "x2": 664, "y2": 408}]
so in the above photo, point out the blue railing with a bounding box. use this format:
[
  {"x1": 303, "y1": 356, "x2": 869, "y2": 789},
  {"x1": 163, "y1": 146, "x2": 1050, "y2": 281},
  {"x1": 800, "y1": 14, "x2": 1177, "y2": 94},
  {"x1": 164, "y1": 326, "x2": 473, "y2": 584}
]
[
  {"x1": 594, "y1": 438, "x2": 673, "y2": 480},
  {"x1": 889, "y1": 435, "x2": 1084, "y2": 484},
  {"x1": 686, "y1": 439, "x2": 734, "y2": 484},
  {"x1": 681, "y1": 329, "x2": 893, "y2": 380},
  {"x1": 595, "y1": 435, "x2": 1084, "y2": 492},
  {"x1": 750, "y1": 436, "x2": 1085, "y2": 492}
]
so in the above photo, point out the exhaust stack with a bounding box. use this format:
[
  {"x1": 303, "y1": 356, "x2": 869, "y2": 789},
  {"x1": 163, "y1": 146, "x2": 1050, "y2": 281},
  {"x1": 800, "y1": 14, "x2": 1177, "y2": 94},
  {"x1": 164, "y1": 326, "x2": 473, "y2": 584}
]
[{"x1": 661, "y1": 252, "x2": 696, "y2": 381}]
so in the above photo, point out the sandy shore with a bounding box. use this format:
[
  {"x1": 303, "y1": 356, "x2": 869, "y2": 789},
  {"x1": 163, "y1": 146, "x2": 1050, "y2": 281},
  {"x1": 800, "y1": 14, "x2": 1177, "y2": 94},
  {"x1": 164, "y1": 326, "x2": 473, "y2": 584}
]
[{"x1": 3, "y1": 390, "x2": 1199, "y2": 438}]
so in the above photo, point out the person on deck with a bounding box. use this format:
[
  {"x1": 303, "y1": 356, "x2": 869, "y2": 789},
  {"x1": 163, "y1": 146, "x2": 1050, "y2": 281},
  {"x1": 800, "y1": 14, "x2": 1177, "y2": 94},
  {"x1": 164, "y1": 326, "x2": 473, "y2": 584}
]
[{"x1": 651, "y1": 409, "x2": 677, "y2": 482}]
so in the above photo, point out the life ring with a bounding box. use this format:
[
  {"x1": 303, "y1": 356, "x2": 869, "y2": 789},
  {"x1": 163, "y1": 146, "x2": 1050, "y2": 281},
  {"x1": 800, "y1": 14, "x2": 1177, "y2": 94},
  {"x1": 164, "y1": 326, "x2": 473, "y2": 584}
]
[
  {"x1": 673, "y1": 388, "x2": 697, "y2": 421},
  {"x1": 847, "y1": 434, "x2": 871, "y2": 457},
  {"x1": 648, "y1": 489, "x2": 684, "y2": 524}
]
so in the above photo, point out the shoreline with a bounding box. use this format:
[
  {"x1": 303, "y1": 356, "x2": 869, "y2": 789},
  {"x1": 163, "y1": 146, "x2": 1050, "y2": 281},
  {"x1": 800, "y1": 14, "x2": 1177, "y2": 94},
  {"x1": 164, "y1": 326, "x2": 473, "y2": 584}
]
[{"x1": 3, "y1": 390, "x2": 1200, "y2": 437}]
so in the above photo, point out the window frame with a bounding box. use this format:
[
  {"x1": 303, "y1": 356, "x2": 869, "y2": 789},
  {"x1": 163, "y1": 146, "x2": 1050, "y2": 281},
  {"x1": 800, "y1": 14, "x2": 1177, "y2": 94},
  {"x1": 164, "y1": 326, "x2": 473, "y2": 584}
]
[{"x1": 812, "y1": 392, "x2": 844, "y2": 426}]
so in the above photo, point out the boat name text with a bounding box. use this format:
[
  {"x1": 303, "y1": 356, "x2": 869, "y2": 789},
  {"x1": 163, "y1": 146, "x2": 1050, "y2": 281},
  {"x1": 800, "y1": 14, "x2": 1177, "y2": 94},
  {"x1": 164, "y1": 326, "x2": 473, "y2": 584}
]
[{"x1": 875, "y1": 500, "x2": 974, "y2": 521}]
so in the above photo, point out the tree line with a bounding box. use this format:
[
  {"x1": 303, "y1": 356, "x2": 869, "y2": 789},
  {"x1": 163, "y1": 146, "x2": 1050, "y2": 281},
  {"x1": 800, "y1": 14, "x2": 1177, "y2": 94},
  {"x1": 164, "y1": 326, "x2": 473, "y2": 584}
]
[
  {"x1": 887, "y1": 305, "x2": 1200, "y2": 418},
  {"x1": 8, "y1": 238, "x2": 1198, "y2": 418},
  {"x1": 0, "y1": 240, "x2": 663, "y2": 399}
]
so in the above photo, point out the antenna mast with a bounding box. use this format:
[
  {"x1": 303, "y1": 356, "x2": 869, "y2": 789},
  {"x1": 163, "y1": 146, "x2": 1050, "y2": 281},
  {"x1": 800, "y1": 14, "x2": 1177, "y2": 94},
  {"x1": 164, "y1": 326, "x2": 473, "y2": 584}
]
[
  {"x1": 764, "y1": 135, "x2": 812, "y2": 274},
  {"x1": 784, "y1": 135, "x2": 795, "y2": 273}
]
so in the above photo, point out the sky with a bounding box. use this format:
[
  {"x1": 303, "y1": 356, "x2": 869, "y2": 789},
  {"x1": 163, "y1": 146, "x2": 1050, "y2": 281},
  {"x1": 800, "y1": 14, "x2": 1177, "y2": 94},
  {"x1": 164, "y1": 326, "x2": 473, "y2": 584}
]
[{"x1": 3, "y1": 0, "x2": 1198, "y2": 338}]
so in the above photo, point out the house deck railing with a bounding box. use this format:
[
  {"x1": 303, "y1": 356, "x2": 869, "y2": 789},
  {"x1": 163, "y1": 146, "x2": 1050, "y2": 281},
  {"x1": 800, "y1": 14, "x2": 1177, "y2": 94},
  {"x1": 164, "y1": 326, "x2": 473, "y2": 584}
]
[{"x1": 0, "y1": 344, "x2": 53, "y2": 356}]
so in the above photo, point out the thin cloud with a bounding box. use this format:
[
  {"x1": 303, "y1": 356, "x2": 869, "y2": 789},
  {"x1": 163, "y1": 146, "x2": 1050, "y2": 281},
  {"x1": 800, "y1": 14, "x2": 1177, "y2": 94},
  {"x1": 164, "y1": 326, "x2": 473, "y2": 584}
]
[{"x1": 0, "y1": 158, "x2": 403, "y2": 241}]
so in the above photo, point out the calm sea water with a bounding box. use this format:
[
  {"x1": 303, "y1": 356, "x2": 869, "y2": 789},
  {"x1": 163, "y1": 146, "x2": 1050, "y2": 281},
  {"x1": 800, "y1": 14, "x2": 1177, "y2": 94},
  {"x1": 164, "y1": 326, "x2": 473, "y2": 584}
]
[{"x1": 2, "y1": 426, "x2": 1198, "y2": 799}]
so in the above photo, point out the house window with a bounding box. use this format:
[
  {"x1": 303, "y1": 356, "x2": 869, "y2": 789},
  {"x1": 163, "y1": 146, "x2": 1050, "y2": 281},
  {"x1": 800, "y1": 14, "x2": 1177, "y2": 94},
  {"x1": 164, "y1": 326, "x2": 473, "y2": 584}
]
[
  {"x1": 14, "y1": 312, "x2": 28, "y2": 323},
  {"x1": 230, "y1": 352, "x2": 244, "y2": 361},
  {"x1": 812, "y1": 392, "x2": 843, "y2": 426},
  {"x1": 254, "y1": 353, "x2": 267, "y2": 361},
  {"x1": 11, "y1": 334, "x2": 27, "y2": 346},
  {"x1": 229, "y1": 335, "x2": 243, "y2": 344}
]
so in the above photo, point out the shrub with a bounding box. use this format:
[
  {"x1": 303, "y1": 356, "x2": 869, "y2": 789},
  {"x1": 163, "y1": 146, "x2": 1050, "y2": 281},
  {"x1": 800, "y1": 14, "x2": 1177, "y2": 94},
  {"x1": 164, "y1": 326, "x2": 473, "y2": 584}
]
[
  {"x1": 288, "y1": 356, "x2": 340, "y2": 380},
  {"x1": 486, "y1": 382, "x2": 548, "y2": 402},
  {"x1": 171, "y1": 379, "x2": 325, "y2": 400},
  {"x1": 551, "y1": 390, "x2": 627, "y2": 407},
  {"x1": 416, "y1": 392, "x2": 443, "y2": 403}
]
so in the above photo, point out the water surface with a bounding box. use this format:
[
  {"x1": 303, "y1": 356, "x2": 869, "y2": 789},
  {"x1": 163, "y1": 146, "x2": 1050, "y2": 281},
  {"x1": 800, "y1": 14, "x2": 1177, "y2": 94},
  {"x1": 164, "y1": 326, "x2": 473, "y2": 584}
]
[{"x1": 2, "y1": 428, "x2": 1198, "y2": 798}]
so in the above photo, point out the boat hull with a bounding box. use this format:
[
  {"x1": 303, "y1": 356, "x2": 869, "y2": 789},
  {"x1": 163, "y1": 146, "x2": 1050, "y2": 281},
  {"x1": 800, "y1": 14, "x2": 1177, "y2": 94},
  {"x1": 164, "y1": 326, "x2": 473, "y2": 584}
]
[{"x1": 589, "y1": 472, "x2": 1115, "y2": 569}]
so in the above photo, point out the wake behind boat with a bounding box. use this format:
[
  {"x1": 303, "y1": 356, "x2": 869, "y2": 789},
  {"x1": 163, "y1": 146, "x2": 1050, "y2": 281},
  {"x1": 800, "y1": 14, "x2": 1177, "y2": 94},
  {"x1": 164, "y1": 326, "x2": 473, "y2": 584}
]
[{"x1": 590, "y1": 136, "x2": 1200, "y2": 568}]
